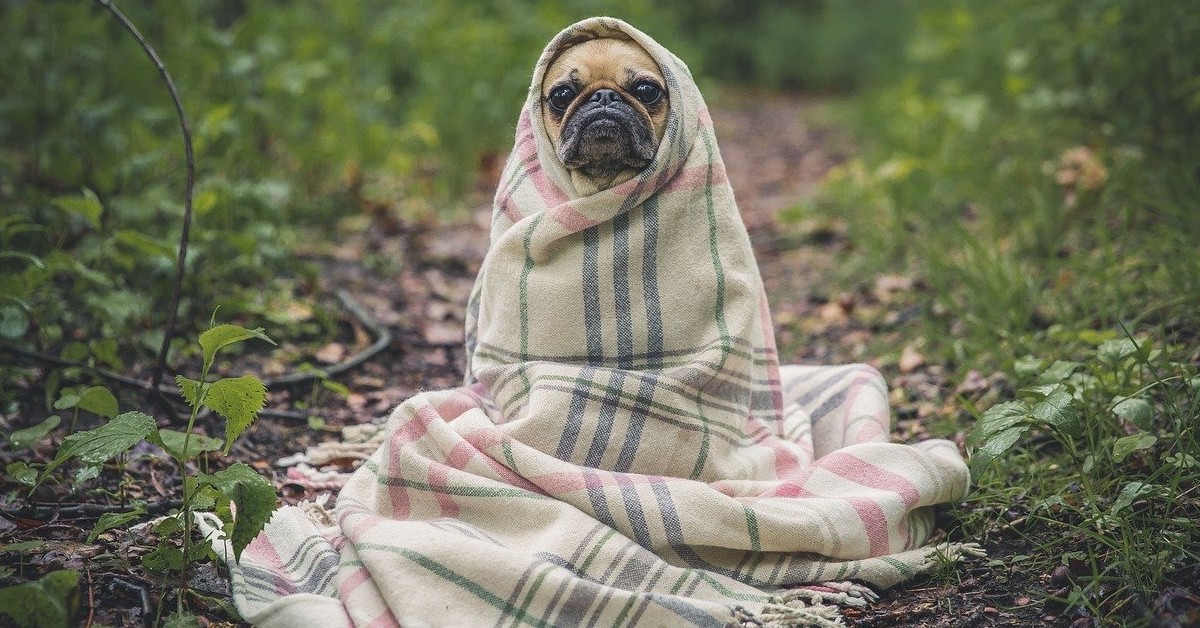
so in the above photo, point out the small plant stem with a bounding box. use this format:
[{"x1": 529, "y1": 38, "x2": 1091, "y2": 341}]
[
  {"x1": 174, "y1": 358, "x2": 209, "y2": 617},
  {"x1": 92, "y1": 0, "x2": 196, "y2": 393}
]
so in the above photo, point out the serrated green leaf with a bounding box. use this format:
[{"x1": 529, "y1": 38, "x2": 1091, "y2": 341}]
[
  {"x1": 203, "y1": 464, "x2": 276, "y2": 561},
  {"x1": 87, "y1": 508, "x2": 145, "y2": 543},
  {"x1": 1112, "y1": 396, "x2": 1153, "y2": 429},
  {"x1": 966, "y1": 400, "x2": 1030, "y2": 447},
  {"x1": 41, "y1": 412, "x2": 155, "y2": 480},
  {"x1": 8, "y1": 416, "x2": 61, "y2": 450},
  {"x1": 71, "y1": 465, "x2": 99, "y2": 488},
  {"x1": 0, "y1": 569, "x2": 79, "y2": 628},
  {"x1": 1031, "y1": 384, "x2": 1081, "y2": 436},
  {"x1": 203, "y1": 376, "x2": 266, "y2": 453},
  {"x1": 1022, "y1": 383, "x2": 1060, "y2": 397},
  {"x1": 154, "y1": 516, "x2": 184, "y2": 536},
  {"x1": 190, "y1": 485, "x2": 219, "y2": 511},
  {"x1": 968, "y1": 425, "x2": 1027, "y2": 478},
  {"x1": 152, "y1": 429, "x2": 223, "y2": 460},
  {"x1": 51, "y1": 188, "x2": 103, "y2": 228},
  {"x1": 142, "y1": 546, "x2": 185, "y2": 573},
  {"x1": 1112, "y1": 433, "x2": 1157, "y2": 462},
  {"x1": 1039, "y1": 360, "x2": 1081, "y2": 384},
  {"x1": 198, "y1": 324, "x2": 275, "y2": 371},
  {"x1": 175, "y1": 376, "x2": 202, "y2": 409},
  {"x1": 76, "y1": 386, "x2": 118, "y2": 419}
]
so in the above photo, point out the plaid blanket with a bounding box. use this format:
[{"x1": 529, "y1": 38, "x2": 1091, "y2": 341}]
[{"x1": 213, "y1": 17, "x2": 975, "y2": 627}]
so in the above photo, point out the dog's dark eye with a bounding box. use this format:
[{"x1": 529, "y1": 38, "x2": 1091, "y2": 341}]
[
  {"x1": 547, "y1": 86, "x2": 577, "y2": 113},
  {"x1": 632, "y1": 81, "x2": 663, "y2": 106}
]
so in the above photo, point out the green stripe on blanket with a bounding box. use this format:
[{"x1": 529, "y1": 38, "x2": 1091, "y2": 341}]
[{"x1": 210, "y1": 17, "x2": 978, "y2": 627}]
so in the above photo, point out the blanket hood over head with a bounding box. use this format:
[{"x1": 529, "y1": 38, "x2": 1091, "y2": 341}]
[
  {"x1": 214, "y1": 17, "x2": 978, "y2": 628},
  {"x1": 464, "y1": 16, "x2": 787, "y2": 483}
]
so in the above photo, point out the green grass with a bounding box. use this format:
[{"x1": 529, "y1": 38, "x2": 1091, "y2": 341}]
[{"x1": 783, "y1": 4, "x2": 1200, "y2": 620}]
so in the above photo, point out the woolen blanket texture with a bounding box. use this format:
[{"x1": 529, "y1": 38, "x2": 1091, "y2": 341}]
[{"x1": 214, "y1": 17, "x2": 973, "y2": 627}]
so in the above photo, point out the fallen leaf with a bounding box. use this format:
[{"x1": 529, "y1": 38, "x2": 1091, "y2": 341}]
[
  {"x1": 817, "y1": 302, "x2": 849, "y2": 325},
  {"x1": 899, "y1": 346, "x2": 925, "y2": 373},
  {"x1": 346, "y1": 393, "x2": 368, "y2": 411},
  {"x1": 955, "y1": 370, "x2": 989, "y2": 395},
  {"x1": 874, "y1": 274, "x2": 914, "y2": 301},
  {"x1": 315, "y1": 342, "x2": 347, "y2": 364}
]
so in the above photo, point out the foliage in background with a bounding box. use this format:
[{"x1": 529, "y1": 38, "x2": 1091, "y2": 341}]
[
  {"x1": 0, "y1": 0, "x2": 895, "y2": 411},
  {"x1": 1, "y1": 324, "x2": 275, "y2": 626},
  {"x1": 788, "y1": 0, "x2": 1200, "y2": 621}
]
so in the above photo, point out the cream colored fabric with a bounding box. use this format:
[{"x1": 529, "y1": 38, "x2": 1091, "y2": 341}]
[{"x1": 212, "y1": 17, "x2": 975, "y2": 627}]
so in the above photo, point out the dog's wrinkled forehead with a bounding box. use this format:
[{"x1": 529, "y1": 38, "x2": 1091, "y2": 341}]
[{"x1": 541, "y1": 36, "x2": 662, "y2": 93}]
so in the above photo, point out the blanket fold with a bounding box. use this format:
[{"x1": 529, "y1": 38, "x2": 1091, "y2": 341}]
[{"x1": 215, "y1": 17, "x2": 973, "y2": 627}]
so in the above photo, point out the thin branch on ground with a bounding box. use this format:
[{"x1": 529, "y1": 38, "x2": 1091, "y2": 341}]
[
  {"x1": 93, "y1": 0, "x2": 196, "y2": 394},
  {"x1": 261, "y1": 290, "x2": 394, "y2": 387},
  {"x1": 0, "y1": 291, "x2": 391, "y2": 422}
]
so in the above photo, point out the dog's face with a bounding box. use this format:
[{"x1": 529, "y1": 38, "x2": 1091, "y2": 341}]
[{"x1": 541, "y1": 37, "x2": 668, "y2": 195}]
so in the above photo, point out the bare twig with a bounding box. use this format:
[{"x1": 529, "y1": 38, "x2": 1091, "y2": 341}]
[
  {"x1": 93, "y1": 0, "x2": 196, "y2": 393},
  {"x1": 261, "y1": 290, "x2": 393, "y2": 387},
  {"x1": 1, "y1": 342, "x2": 152, "y2": 389},
  {"x1": 1, "y1": 290, "x2": 391, "y2": 421},
  {"x1": 84, "y1": 569, "x2": 96, "y2": 627}
]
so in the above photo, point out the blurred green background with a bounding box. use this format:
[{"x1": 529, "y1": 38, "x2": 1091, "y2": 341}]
[
  {"x1": 1, "y1": 0, "x2": 1197, "y2": 371},
  {"x1": 4, "y1": 3, "x2": 1199, "y2": 619}
]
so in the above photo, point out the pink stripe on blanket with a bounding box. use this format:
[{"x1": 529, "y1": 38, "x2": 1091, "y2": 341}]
[
  {"x1": 435, "y1": 389, "x2": 487, "y2": 420},
  {"x1": 240, "y1": 532, "x2": 303, "y2": 597},
  {"x1": 821, "y1": 452, "x2": 922, "y2": 508},
  {"x1": 548, "y1": 202, "x2": 600, "y2": 232},
  {"x1": 364, "y1": 614, "x2": 401, "y2": 628},
  {"x1": 741, "y1": 416, "x2": 802, "y2": 476},
  {"x1": 458, "y1": 428, "x2": 550, "y2": 493},
  {"x1": 844, "y1": 496, "x2": 891, "y2": 557},
  {"x1": 661, "y1": 163, "x2": 729, "y2": 194},
  {"x1": 828, "y1": 367, "x2": 888, "y2": 444},
  {"x1": 426, "y1": 463, "x2": 460, "y2": 518},
  {"x1": 384, "y1": 404, "x2": 445, "y2": 518},
  {"x1": 513, "y1": 110, "x2": 570, "y2": 208},
  {"x1": 339, "y1": 567, "x2": 400, "y2": 628}
]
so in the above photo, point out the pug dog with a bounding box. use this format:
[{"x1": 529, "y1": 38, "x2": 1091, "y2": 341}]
[{"x1": 541, "y1": 36, "x2": 669, "y2": 195}]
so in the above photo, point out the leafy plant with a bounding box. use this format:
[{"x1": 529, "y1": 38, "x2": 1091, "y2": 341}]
[
  {"x1": 6, "y1": 323, "x2": 278, "y2": 625},
  {"x1": 0, "y1": 569, "x2": 80, "y2": 628},
  {"x1": 963, "y1": 334, "x2": 1199, "y2": 618}
]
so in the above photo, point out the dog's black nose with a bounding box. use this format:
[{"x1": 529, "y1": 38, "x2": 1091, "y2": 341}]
[{"x1": 589, "y1": 89, "x2": 624, "y2": 106}]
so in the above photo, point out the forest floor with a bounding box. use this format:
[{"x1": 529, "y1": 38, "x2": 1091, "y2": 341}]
[{"x1": 3, "y1": 93, "x2": 1059, "y2": 626}]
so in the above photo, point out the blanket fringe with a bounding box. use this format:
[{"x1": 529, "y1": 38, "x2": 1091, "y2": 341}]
[
  {"x1": 297, "y1": 493, "x2": 337, "y2": 527},
  {"x1": 733, "y1": 598, "x2": 846, "y2": 628},
  {"x1": 783, "y1": 581, "x2": 879, "y2": 607}
]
